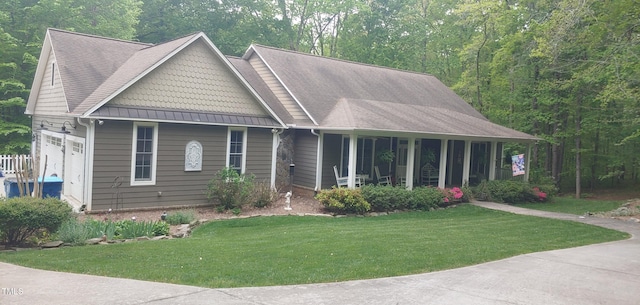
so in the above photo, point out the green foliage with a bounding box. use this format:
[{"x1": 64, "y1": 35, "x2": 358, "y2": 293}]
[
  {"x1": 410, "y1": 187, "x2": 444, "y2": 210},
  {"x1": 152, "y1": 221, "x2": 170, "y2": 236},
  {"x1": 478, "y1": 180, "x2": 555, "y2": 204},
  {"x1": 206, "y1": 168, "x2": 255, "y2": 210},
  {"x1": 56, "y1": 218, "x2": 169, "y2": 245},
  {"x1": 0, "y1": 206, "x2": 627, "y2": 288},
  {"x1": 252, "y1": 180, "x2": 277, "y2": 208},
  {"x1": 360, "y1": 185, "x2": 412, "y2": 211},
  {"x1": 0, "y1": 197, "x2": 72, "y2": 245},
  {"x1": 315, "y1": 187, "x2": 371, "y2": 214},
  {"x1": 116, "y1": 220, "x2": 158, "y2": 239},
  {"x1": 165, "y1": 210, "x2": 196, "y2": 225},
  {"x1": 55, "y1": 218, "x2": 89, "y2": 246}
]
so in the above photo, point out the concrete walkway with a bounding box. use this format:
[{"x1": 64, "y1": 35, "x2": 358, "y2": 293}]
[{"x1": 1, "y1": 201, "x2": 639, "y2": 305}]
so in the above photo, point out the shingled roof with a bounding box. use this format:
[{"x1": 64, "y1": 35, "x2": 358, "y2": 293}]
[
  {"x1": 241, "y1": 45, "x2": 537, "y2": 141},
  {"x1": 27, "y1": 29, "x2": 284, "y2": 128}
]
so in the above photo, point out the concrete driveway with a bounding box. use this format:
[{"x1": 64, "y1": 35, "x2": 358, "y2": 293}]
[{"x1": 1, "y1": 201, "x2": 639, "y2": 305}]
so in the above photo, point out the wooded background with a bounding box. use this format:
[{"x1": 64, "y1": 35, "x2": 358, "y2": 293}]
[{"x1": 1, "y1": 0, "x2": 638, "y2": 193}]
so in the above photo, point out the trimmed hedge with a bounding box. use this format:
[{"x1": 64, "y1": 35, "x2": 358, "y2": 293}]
[
  {"x1": 315, "y1": 187, "x2": 371, "y2": 214},
  {"x1": 0, "y1": 197, "x2": 72, "y2": 245}
]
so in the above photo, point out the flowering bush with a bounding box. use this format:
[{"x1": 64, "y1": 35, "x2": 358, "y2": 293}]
[
  {"x1": 532, "y1": 187, "x2": 547, "y2": 202},
  {"x1": 439, "y1": 187, "x2": 464, "y2": 206}
]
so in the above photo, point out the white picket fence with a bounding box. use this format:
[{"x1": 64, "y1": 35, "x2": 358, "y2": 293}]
[{"x1": 0, "y1": 155, "x2": 32, "y2": 175}]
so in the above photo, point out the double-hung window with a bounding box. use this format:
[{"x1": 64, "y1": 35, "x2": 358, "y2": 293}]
[
  {"x1": 131, "y1": 122, "x2": 158, "y2": 186},
  {"x1": 227, "y1": 128, "x2": 246, "y2": 174}
]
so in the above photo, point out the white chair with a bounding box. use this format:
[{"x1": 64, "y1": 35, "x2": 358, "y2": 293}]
[
  {"x1": 374, "y1": 166, "x2": 392, "y2": 186},
  {"x1": 333, "y1": 165, "x2": 362, "y2": 188},
  {"x1": 421, "y1": 164, "x2": 439, "y2": 186}
]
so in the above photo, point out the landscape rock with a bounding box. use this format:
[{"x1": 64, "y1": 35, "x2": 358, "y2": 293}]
[
  {"x1": 172, "y1": 224, "x2": 191, "y2": 238},
  {"x1": 152, "y1": 235, "x2": 169, "y2": 240},
  {"x1": 41, "y1": 241, "x2": 64, "y2": 248},
  {"x1": 136, "y1": 236, "x2": 151, "y2": 241},
  {"x1": 86, "y1": 238, "x2": 102, "y2": 245}
]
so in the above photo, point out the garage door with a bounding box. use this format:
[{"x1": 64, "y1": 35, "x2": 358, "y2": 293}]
[
  {"x1": 40, "y1": 131, "x2": 64, "y2": 177},
  {"x1": 65, "y1": 136, "x2": 85, "y2": 202}
]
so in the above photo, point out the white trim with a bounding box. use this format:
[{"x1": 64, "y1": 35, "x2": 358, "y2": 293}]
[
  {"x1": 489, "y1": 141, "x2": 498, "y2": 180},
  {"x1": 347, "y1": 134, "x2": 358, "y2": 188},
  {"x1": 314, "y1": 131, "x2": 323, "y2": 191},
  {"x1": 438, "y1": 139, "x2": 448, "y2": 189},
  {"x1": 226, "y1": 127, "x2": 247, "y2": 174},
  {"x1": 76, "y1": 118, "x2": 94, "y2": 210},
  {"x1": 406, "y1": 137, "x2": 416, "y2": 190},
  {"x1": 462, "y1": 140, "x2": 472, "y2": 185},
  {"x1": 270, "y1": 129, "x2": 282, "y2": 189},
  {"x1": 130, "y1": 122, "x2": 158, "y2": 186}
]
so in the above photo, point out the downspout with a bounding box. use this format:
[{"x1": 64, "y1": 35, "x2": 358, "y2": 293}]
[
  {"x1": 76, "y1": 117, "x2": 94, "y2": 211},
  {"x1": 311, "y1": 129, "x2": 322, "y2": 192},
  {"x1": 270, "y1": 128, "x2": 284, "y2": 190}
]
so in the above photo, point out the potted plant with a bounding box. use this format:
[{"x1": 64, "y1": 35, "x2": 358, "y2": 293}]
[{"x1": 376, "y1": 149, "x2": 394, "y2": 164}]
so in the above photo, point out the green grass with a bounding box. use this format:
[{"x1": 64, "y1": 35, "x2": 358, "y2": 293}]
[
  {"x1": 0, "y1": 205, "x2": 628, "y2": 288},
  {"x1": 514, "y1": 197, "x2": 624, "y2": 215}
]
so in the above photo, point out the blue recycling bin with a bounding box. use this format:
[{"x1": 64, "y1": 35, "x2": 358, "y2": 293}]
[{"x1": 4, "y1": 177, "x2": 63, "y2": 199}]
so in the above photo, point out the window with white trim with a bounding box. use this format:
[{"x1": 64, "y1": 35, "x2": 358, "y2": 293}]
[
  {"x1": 130, "y1": 122, "x2": 158, "y2": 185},
  {"x1": 227, "y1": 128, "x2": 246, "y2": 174}
]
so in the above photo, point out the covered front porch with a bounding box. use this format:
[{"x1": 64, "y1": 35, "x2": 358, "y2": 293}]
[{"x1": 315, "y1": 132, "x2": 532, "y2": 190}]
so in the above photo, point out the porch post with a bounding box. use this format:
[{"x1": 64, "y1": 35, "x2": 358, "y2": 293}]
[
  {"x1": 406, "y1": 137, "x2": 416, "y2": 189},
  {"x1": 438, "y1": 139, "x2": 448, "y2": 189},
  {"x1": 462, "y1": 140, "x2": 472, "y2": 185},
  {"x1": 489, "y1": 141, "x2": 498, "y2": 180},
  {"x1": 314, "y1": 131, "x2": 323, "y2": 191},
  {"x1": 525, "y1": 143, "x2": 532, "y2": 182},
  {"x1": 347, "y1": 134, "x2": 358, "y2": 188},
  {"x1": 447, "y1": 140, "x2": 454, "y2": 185},
  {"x1": 270, "y1": 130, "x2": 280, "y2": 190}
]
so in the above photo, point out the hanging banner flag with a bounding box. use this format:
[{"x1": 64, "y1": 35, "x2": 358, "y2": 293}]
[{"x1": 512, "y1": 154, "x2": 525, "y2": 176}]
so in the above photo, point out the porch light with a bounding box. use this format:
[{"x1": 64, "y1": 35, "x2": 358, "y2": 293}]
[
  {"x1": 60, "y1": 121, "x2": 76, "y2": 133},
  {"x1": 39, "y1": 120, "x2": 52, "y2": 130}
]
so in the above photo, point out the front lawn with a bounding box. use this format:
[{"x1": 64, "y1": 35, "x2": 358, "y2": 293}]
[
  {"x1": 0, "y1": 205, "x2": 628, "y2": 288},
  {"x1": 514, "y1": 197, "x2": 624, "y2": 215}
]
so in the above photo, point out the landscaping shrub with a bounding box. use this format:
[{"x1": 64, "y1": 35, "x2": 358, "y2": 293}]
[
  {"x1": 0, "y1": 196, "x2": 72, "y2": 245},
  {"x1": 316, "y1": 187, "x2": 371, "y2": 214},
  {"x1": 165, "y1": 210, "x2": 196, "y2": 225},
  {"x1": 252, "y1": 180, "x2": 277, "y2": 208},
  {"x1": 410, "y1": 187, "x2": 443, "y2": 210},
  {"x1": 482, "y1": 180, "x2": 553, "y2": 203},
  {"x1": 56, "y1": 218, "x2": 89, "y2": 246},
  {"x1": 361, "y1": 185, "x2": 412, "y2": 211},
  {"x1": 206, "y1": 167, "x2": 255, "y2": 210},
  {"x1": 152, "y1": 221, "x2": 170, "y2": 236}
]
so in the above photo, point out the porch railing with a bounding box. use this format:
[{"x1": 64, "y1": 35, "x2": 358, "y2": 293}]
[{"x1": 0, "y1": 155, "x2": 32, "y2": 175}]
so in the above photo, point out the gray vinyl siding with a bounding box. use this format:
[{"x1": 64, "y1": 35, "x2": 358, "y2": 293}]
[
  {"x1": 91, "y1": 121, "x2": 228, "y2": 211},
  {"x1": 291, "y1": 130, "x2": 317, "y2": 189},
  {"x1": 321, "y1": 133, "x2": 342, "y2": 189},
  {"x1": 245, "y1": 127, "x2": 273, "y2": 181},
  {"x1": 33, "y1": 49, "x2": 68, "y2": 115}
]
